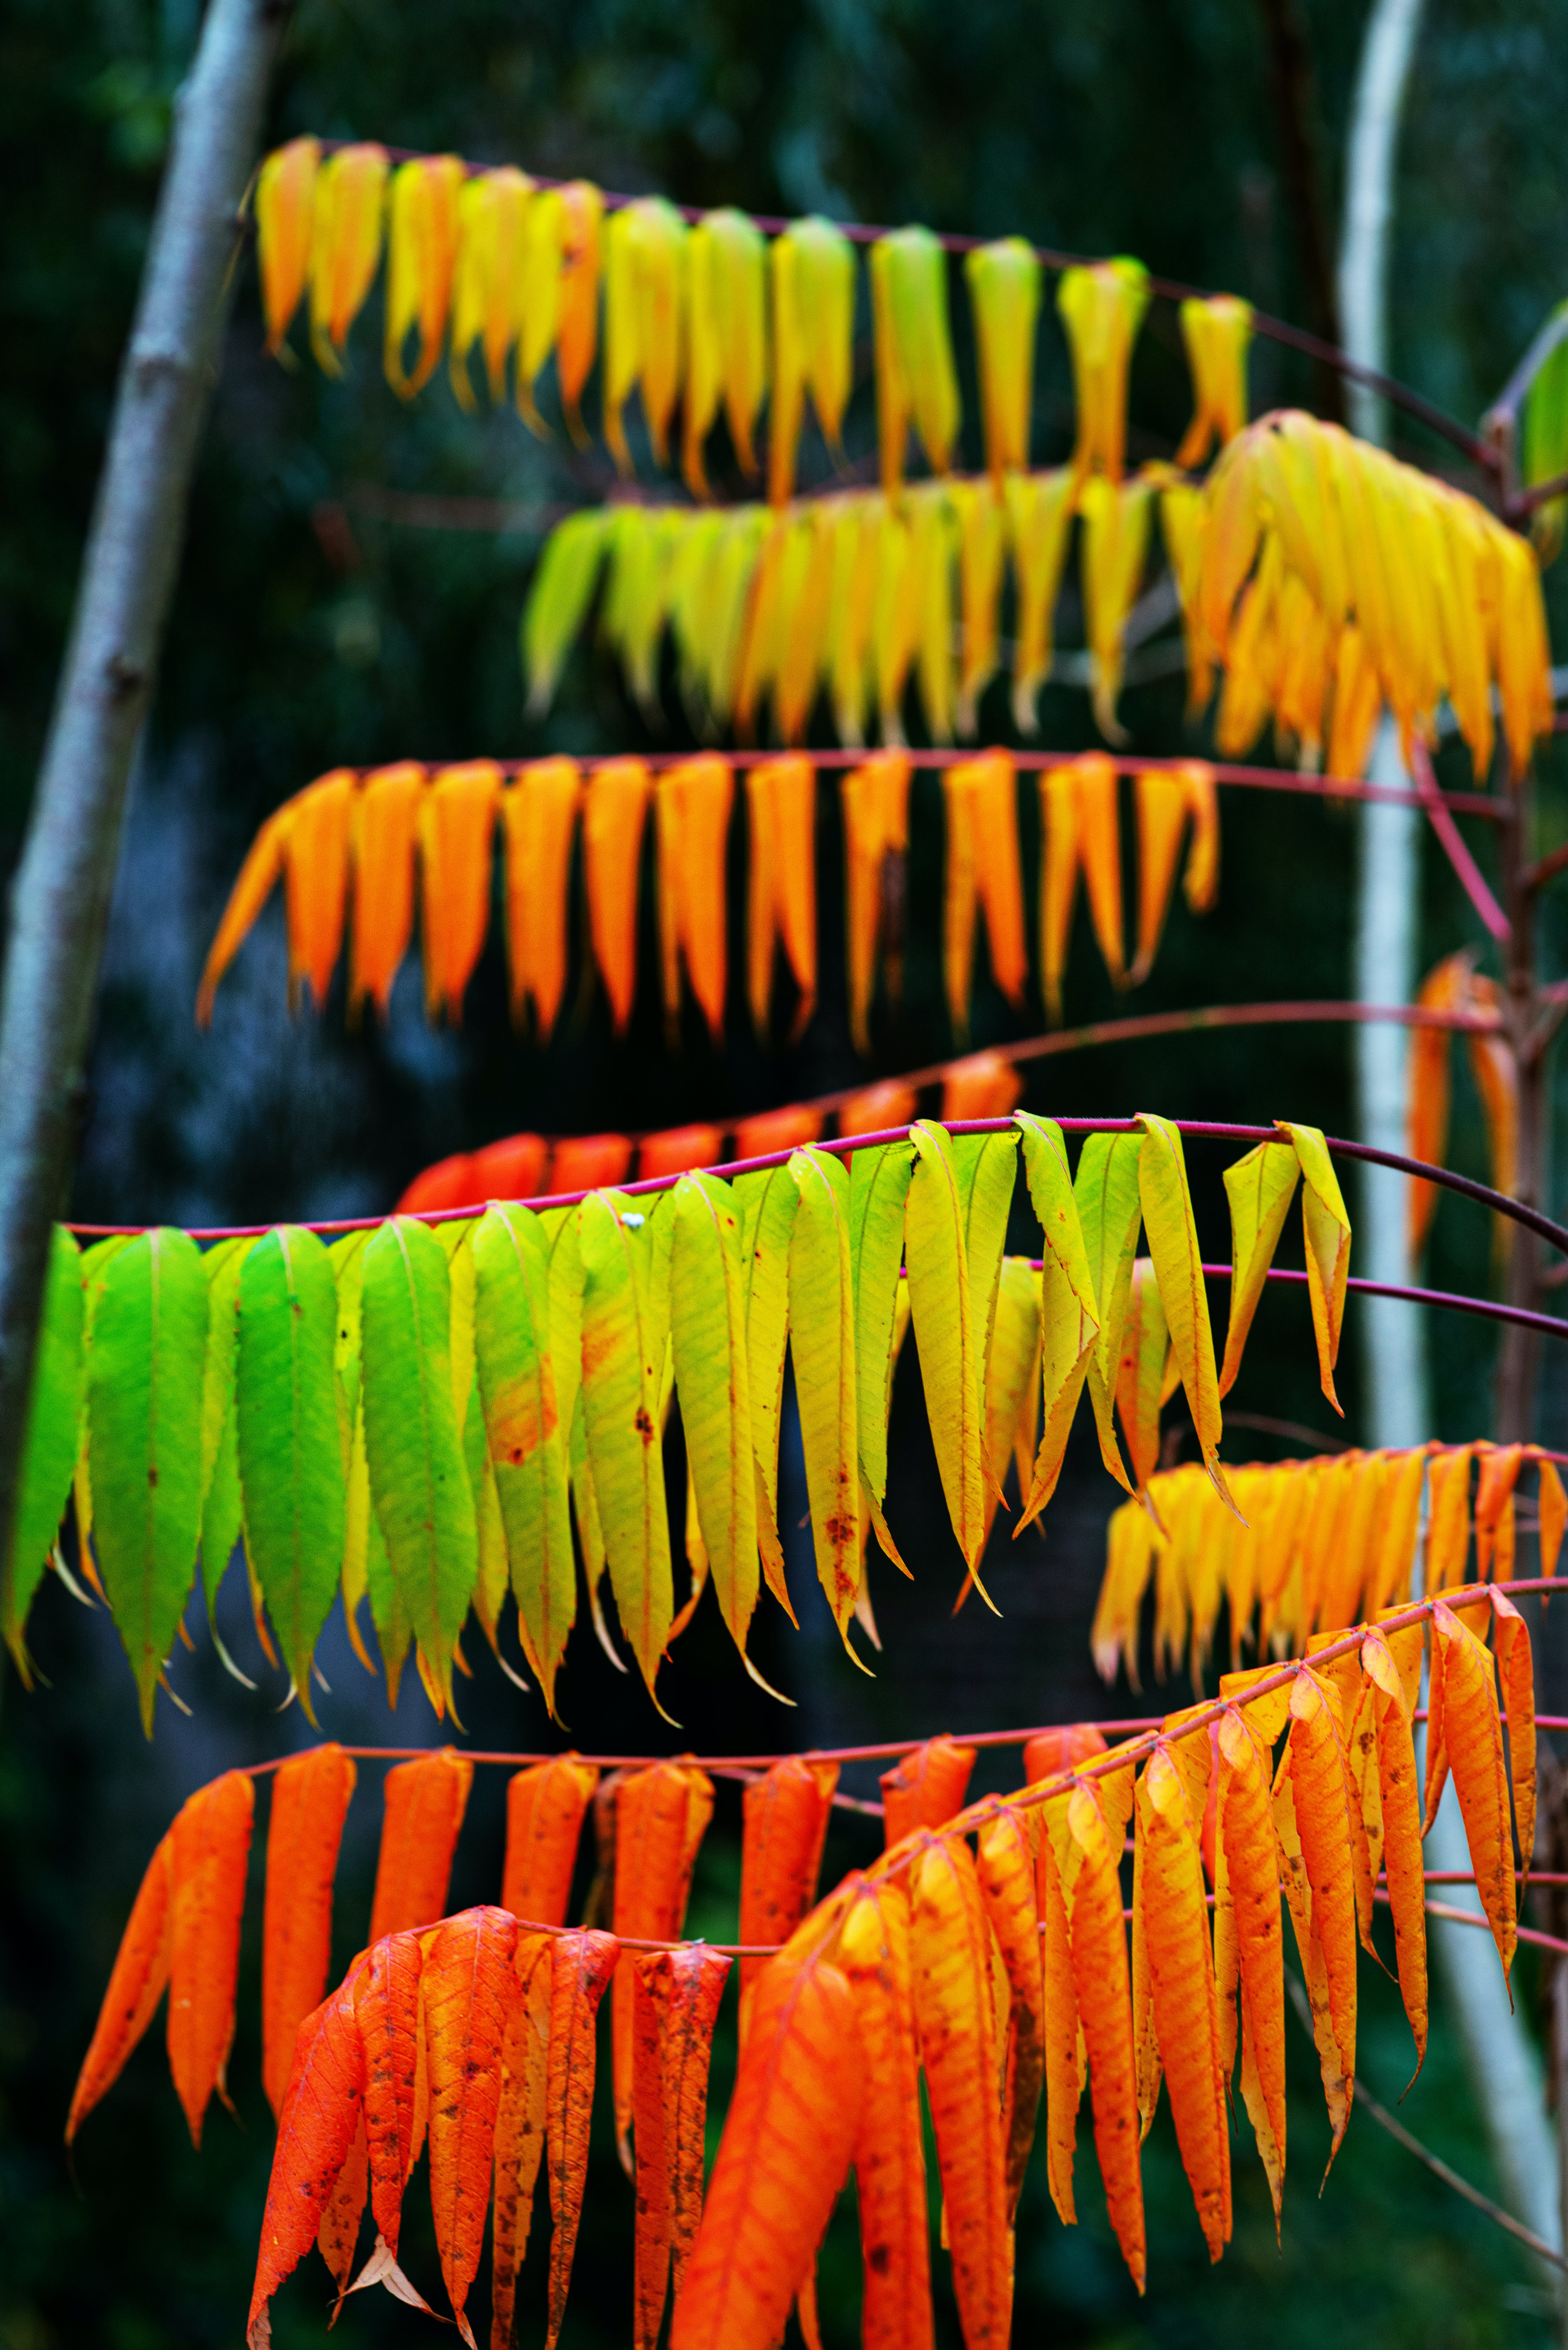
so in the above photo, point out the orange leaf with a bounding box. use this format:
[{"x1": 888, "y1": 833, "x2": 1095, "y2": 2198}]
[
  {"x1": 738, "y1": 1756, "x2": 839, "y2": 2004},
  {"x1": 657, "y1": 756, "x2": 733, "y2": 1042},
  {"x1": 490, "y1": 1929, "x2": 555, "y2": 2350},
  {"x1": 1433, "y1": 1600, "x2": 1517, "y2": 1986},
  {"x1": 637, "y1": 1943, "x2": 732, "y2": 2340},
  {"x1": 316, "y1": 2114, "x2": 369, "y2": 2296},
  {"x1": 356, "y1": 1928, "x2": 425, "y2": 2254},
  {"x1": 1361, "y1": 1639, "x2": 1428, "y2": 2082},
  {"x1": 168, "y1": 1769, "x2": 254, "y2": 2149},
  {"x1": 1475, "y1": 1443, "x2": 1525, "y2": 1579},
  {"x1": 1180, "y1": 761, "x2": 1219, "y2": 913},
  {"x1": 370, "y1": 1748, "x2": 474, "y2": 1943},
  {"x1": 1037, "y1": 761, "x2": 1081, "y2": 1025},
  {"x1": 500, "y1": 758, "x2": 582, "y2": 1042},
  {"x1": 349, "y1": 762, "x2": 426, "y2": 1019},
  {"x1": 1426, "y1": 1445, "x2": 1474, "y2": 1594},
  {"x1": 838, "y1": 1080, "x2": 917, "y2": 1139},
  {"x1": 548, "y1": 1132, "x2": 634, "y2": 1194},
  {"x1": 669, "y1": 1945, "x2": 860, "y2": 2350},
  {"x1": 909, "y1": 1837, "x2": 1012, "y2": 2347},
  {"x1": 66, "y1": 1828, "x2": 174, "y2": 2142},
  {"x1": 1536, "y1": 1454, "x2": 1567, "y2": 1576},
  {"x1": 940, "y1": 1049, "x2": 1024, "y2": 1125},
  {"x1": 419, "y1": 762, "x2": 502, "y2": 1023},
  {"x1": 502, "y1": 1755, "x2": 598, "y2": 1928},
  {"x1": 1406, "y1": 951, "x2": 1471, "y2": 1257},
  {"x1": 632, "y1": 1952, "x2": 675, "y2": 2350},
  {"x1": 584, "y1": 757, "x2": 653, "y2": 1034},
  {"x1": 1271, "y1": 1739, "x2": 1351, "y2": 2164},
  {"x1": 262, "y1": 1744, "x2": 357, "y2": 2121},
  {"x1": 880, "y1": 1736, "x2": 976, "y2": 1848},
  {"x1": 1130, "y1": 768, "x2": 1189, "y2": 983},
  {"x1": 1074, "y1": 753, "x2": 1127, "y2": 988},
  {"x1": 638, "y1": 1123, "x2": 725, "y2": 1183},
  {"x1": 255, "y1": 137, "x2": 320, "y2": 354},
  {"x1": 753, "y1": 756, "x2": 818, "y2": 1041},
  {"x1": 1036, "y1": 1800, "x2": 1081, "y2": 2225},
  {"x1": 546, "y1": 1927, "x2": 620, "y2": 2350},
  {"x1": 1490, "y1": 1588, "x2": 1536, "y2": 1887},
  {"x1": 1286, "y1": 1671, "x2": 1358, "y2": 2074},
  {"x1": 247, "y1": 1971, "x2": 366, "y2": 2348},
  {"x1": 1065, "y1": 1781, "x2": 1146, "y2": 2291},
  {"x1": 1216, "y1": 1708, "x2": 1285, "y2": 2225},
  {"x1": 1138, "y1": 1747, "x2": 1230, "y2": 2261},
  {"x1": 611, "y1": 1762, "x2": 716, "y2": 2157},
  {"x1": 837, "y1": 1882, "x2": 932, "y2": 2350},
  {"x1": 425, "y1": 1906, "x2": 520, "y2": 2347},
  {"x1": 197, "y1": 800, "x2": 297, "y2": 1026},
  {"x1": 283, "y1": 770, "x2": 358, "y2": 1014},
  {"x1": 976, "y1": 1806, "x2": 1044, "y2": 2221},
  {"x1": 840, "y1": 754, "x2": 911, "y2": 1054},
  {"x1": 1023, "y1": 1723, "x2": 1109, "y2": 1781}
]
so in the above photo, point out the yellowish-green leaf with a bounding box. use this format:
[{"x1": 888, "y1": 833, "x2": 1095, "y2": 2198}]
[
  {"x1": 1018, "y1": 1250, "x2": 1098, "y2": 1532},
  {"x1": 357, "y1": 1393, "x2": 411, "y2": 1705},
  {"x1": 473, "y1": 1202, "x2": 575, "y2": 1716},
  {"x1": 237, "y1": 1226, "x2": 347, "y2": 1720},
  {"x1": 1016, "y1": 1112, "x2": 1100, "y2": 1322},
  {"x1": 1072, "y1": 1131, "x2": 1142, "y2": 1494},
  {"x1": 951, "y1": 1128, "x2": 1021, "y2": 1478},
  {"x1": 578, "y1": 1190, "x2": 674, "y2": 1707},
  {"x1": 848, "y1": 1141, "x2": 915, "y2": 1567},
  {"x1": 906, "y1": 1120, "x2": 993, "y2": 1592},
  {"x1": 360, "y1": 1215, "x2": 478, "y2": 1714},
  {"x1": 788, "y1": 1146, "x2": 865, "y2": 1654},
  {"x1": 982, "y1": 1256, "x2": 1039, "y2": 1543},
  {"x1": 1277, "y1": 1119, "x2": 1351, "y2": 1417},
  {"x1": 1135, "y1": 1112, "x2": 1234, "y2": 1509},
  {"x1": 74, "y1": 1234, "x2": 136, "y2": 1551},
  {"x1": 523, "y1": 508, "x2": 614, "y2": 715},
  {"x1": 670, "y1": 1172, "x2": 761, "y2": 1668},
  {"x1": 87, "y1": 1229, "x2": 208, "y2": 1734},
  {"x1": 734, "y1": 1163, "x2": 800, "y2": 1623},
  {"x1": 1218, "y1": 1141, "x2": 1300, "y2": 1399}
]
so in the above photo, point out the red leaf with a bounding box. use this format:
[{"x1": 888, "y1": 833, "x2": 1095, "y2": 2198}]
[{"x1": 263, "y1": 1745, "x2": 357, "y2": 2121}]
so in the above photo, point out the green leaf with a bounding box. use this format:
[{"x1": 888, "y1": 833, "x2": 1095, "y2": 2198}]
[
  {"x1": 523, "y1": 508, "x2": 614, "y2": 715},
  {"x1": 905, "y1": 1121, "x2": 990, "y2": 1586},
  {"x1": 1218, "y1": 1140, "x2": 1300, "y2": 1399},
  {"x1": 734, "y1": 1163, "x2": 800, "y2": 1621},
  {"x1": 237, "y1": 1226, "x2": 347, "y2": 1719},
  {"x1": 199, "y1": 1238, "x2": 253, "y2": 1654},
  {"x1": 72, "y1": 1234, "x2": 134, "y2": 1550},
  {"x1": 578, "y1": 1191, "x2": 674, "y2": 1707},
  {"x1": 788, "y1": 1147, "x2": 865, "y2": 1652},
  {"x1": 473, "y1": 1202, "x2": 575, "y2": 1716},
  {"x1": 87, "y1": 1229, "x2": 208, "y2": 1733},
  {"x1": 1015, "y1": 1112, "x2": 1100, "y2": 1322},
  {"x1": 2, "y1": 1225, "x2": 84, "y2": 1672},
  {"x1": 1018, "y1": 1250, "x2": 1098, "y2": 1532},
  {"x1": 848, "y1": 1142, "x2": 914, "y2": 1566},
  {"x1": 1072, "y1": 1130, "x2": 1142, "y2": 1494},
  {"x1": 670, "y1": 1173, "x2": 759, "y2": 1665},
  {"x1": 981, "y1": 1256, "x2": 1040, "y2": 1546},
  {"x1": 360, "y1": 1216, "x2": 478, "y2": 1714}
]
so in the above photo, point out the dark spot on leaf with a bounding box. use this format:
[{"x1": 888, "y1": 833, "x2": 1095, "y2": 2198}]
[
  {"x1": 869, "y1": 2244, "x2": 891, "y2": 2276},
  {"x1": 635, "y1": 1408, "x2": 654, "y2": 1443},
  {"x1": 147, "y1": 1466, "x2": 158, "y2": 1487}
]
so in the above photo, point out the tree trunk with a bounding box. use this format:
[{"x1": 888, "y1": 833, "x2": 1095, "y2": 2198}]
[{"x1": 0, "y1": 0, "x2": 281, "y2": 1627}]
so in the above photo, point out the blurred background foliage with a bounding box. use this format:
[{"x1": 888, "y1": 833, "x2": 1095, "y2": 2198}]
[{"x1": 3, "y1": 0, "x2": 1568, "y2": 2342}]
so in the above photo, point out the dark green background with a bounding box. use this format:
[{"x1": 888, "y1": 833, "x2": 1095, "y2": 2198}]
[{"x1": 4, "y1": 0, "x2": 1568, "y2": 2342}]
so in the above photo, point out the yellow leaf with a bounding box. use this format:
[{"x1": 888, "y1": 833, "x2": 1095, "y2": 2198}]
[
  {"x1": 1135, "y1": 1113, "x2": 1233, "y2": 1510},
  {"x1": 1277, "y1": 1121, "x2": 1351, "y2": 1416},
  {"x1": 1072, "y1": 1131, "x2": 1142, "y2": 1495},
  {"x1": 669, "y1": 1175, "x2": 760, "y2": 1672},
  {"x1": 904, "y1": 1122, "x2": 991, "y2": 1588},
  {"x1": 1218, "y1": 1140, "x2": 1300, "y2": 1399},
  {"x1": 787, "y1": 1149, "x2": 864, "y2": 1657},
  {"x1": 577, "y1": 1193, "x2": 674, "y2": 1711}
]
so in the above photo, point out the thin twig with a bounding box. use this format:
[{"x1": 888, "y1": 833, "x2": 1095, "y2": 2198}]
[{"x1": 1285, "y1": 1971, "x2": 1566, "y2": 2268}]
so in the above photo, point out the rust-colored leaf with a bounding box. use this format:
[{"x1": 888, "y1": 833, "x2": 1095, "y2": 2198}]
[
  {"x1": 502, "y1": 1754, "x2": 599, "y2": 1928},
  {"x1": 880, "y1": 1736, "x2": 976, "y2": 1848},
  {"x1": 370, "y1": 1747, "x2": 474, "y2": 1943},
  {"x1": 738, "y1": 1756, "x2": 840, "y2": 2004},
  {"x1": 611, "y1": 1762, "x2": 715, "y2": 2158},
  {"x1": 356, "y1": 1928, "x2": 425, "y2": 2254},
  {"x1": 839, "y1": 1883, "x2": 933, "y2": 2350},
  {"x1": 1361, "y1": 1632, "x2": 1428, "y2": 2080},
  {"x1": 424, "y1": 1905, "x2": 520, "y2": 2347},
  {"x1": 247, "y1": 1972, "x2": 366, "y2": 2348},
  {"x1": 67, "y1": 1829, "x2": 174, "y2": 2142},
  {"x1": 1138, "y1": 1747, "x2": 1230, "y2": 2261},
  {"x1": 1066, "y1": 1781, "x2": 1146, "y2": 2291},
  {"x1": 1271, "y1": 1745, "x2": 1350, "y2": 2165},
  {"x1": 909, "y1": 1837, "x2": 1012, "y2": 2347},
  {"x1": 1036, "y1": 1798, "x2": 1081, "y2": 2225},
  {"x1": 168, "y1": 1769, "x2": 255, "y2": 2149},
  {"x1": 668, "y1": 1945, "x2": 860, "y2": 2350},
  {"x1": 1023, "y1": 1723, "x2": 1109, "y2": 1782},
  {"x1": 262, "y1": 1744, "x2": 357, "y2": 2121},
  {"x1": 975, "y1": 1805, "x2": 1044, "y2": 2220},
  {"x1": 547, "y1": 1929, "x2": 621, "y2": 2350},
  {"x1": 316, "y1": 2114, "x2": 369, "y2": 2296},
  {"x1": 633, "y1": 1941, "x2": 733, "y2": 2347},
  {"x1": 491, "y1": 1930, "x2": 555, "y2": 2350}
]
